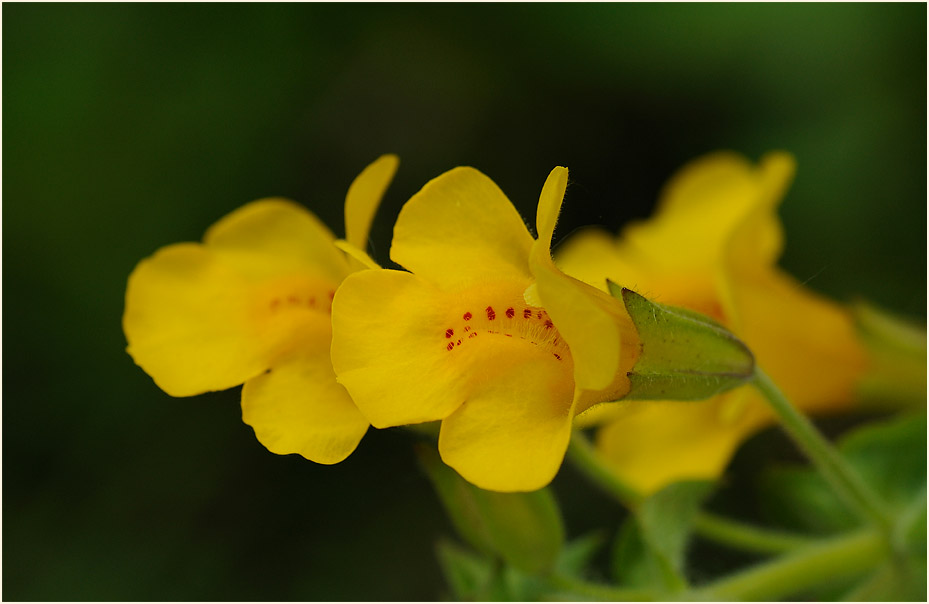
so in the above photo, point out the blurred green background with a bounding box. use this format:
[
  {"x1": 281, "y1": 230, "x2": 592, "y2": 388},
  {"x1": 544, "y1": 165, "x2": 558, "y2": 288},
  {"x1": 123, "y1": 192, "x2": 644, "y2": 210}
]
[{"x1": 4, "y1": 3, "x2": 925, "y2": 600}]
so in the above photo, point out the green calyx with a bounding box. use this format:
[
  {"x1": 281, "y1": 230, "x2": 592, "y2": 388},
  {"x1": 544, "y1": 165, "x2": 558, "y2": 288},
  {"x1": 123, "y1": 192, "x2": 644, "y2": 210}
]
[{"x1": 611, "y1": 284, "x2": 754, "y2": 400}]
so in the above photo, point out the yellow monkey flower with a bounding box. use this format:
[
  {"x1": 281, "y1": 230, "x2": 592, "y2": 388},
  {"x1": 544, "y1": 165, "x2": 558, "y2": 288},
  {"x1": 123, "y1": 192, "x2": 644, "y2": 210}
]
[
  {"x1": 556, "y1": 151, "x2": 869, "y2": 494},
  {"x1": 330, "y1": 166, "x2": 640, "y2": 492},
  {"x1": 123, "y1": 155, "x2": 398, "y2": 464}
]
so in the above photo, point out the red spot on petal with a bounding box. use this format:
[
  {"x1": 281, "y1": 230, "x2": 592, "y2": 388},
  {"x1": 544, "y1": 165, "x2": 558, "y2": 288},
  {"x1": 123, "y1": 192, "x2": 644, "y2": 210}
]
[
  {"x1": 447, "y1": 342, "x2": 455, "y2": 351},
  {"x1": 544, "y1": 320, "x2": 554, "y2": 329},
  {"x1": 463, "y1": 312, "x2": 472, "y2": 321},
  {"x1": 468, "y1": 333, "x2": 476, "y2": 338},
  {"x1": 486, "y1": 306, "x2": 496, "y2": 320},
  {"x1": 457, "y1": 339, "x2": 462, "y2": 345},
  {"x1": 464, "y1": 325, "x2": 471, "y2": 332},
  {"x1": 445, "y1": 328, "x2": 454, "y2": 338},
  {"x1": 505, "y1": 307, "x2": 515, "y2": 318},
  {"x1": 537, "y1": 311, "x2": 544, "y2": 320},
  {"x1": 523, "y1": 308, "x2": 532, "y2": 319},
  {"x1": 504, "y1": 333, "x2": 512, "y2": 337},
  {"x1": 553, "y1": 353, "x2": 562, "y2": 360},
  {"x1": 308, "y1": 297, "x2": 316, "y2": 306}
]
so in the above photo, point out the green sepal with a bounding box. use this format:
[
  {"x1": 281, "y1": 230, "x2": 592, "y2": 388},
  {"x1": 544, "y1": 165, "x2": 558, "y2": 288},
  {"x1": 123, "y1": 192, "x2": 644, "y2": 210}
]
[
  {"x1": 611, "y1": 284, "x2": 754, "y2": 400},
  {"x1": 416, "y1": 444, "x2": 565, "y2": 574}
]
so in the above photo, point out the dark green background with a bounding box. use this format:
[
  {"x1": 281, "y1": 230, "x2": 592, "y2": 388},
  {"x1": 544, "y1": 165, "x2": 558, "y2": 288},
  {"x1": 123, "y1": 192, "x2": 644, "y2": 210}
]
[{"x1": 4, "y1": 3, "x2": 925, "y2": 600}]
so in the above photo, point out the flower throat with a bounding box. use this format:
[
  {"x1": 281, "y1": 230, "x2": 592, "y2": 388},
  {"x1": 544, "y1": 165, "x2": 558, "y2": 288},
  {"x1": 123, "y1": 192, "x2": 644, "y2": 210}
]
[{"x1": 442, "y1": 303, "x2": 569, "y2": 362}]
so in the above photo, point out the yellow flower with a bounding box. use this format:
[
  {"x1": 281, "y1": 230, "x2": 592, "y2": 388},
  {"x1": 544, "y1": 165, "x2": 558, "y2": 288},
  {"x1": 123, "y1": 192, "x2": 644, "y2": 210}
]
[
  {"x1": 556, "y1": 151, "x2": 869, "y2": 495},
  {"x1": 123, "y1": 155, "x2": 398, "y2": 464},
  {"x1": 330, "y1": 166, "x2": 639, "y2": 492}
]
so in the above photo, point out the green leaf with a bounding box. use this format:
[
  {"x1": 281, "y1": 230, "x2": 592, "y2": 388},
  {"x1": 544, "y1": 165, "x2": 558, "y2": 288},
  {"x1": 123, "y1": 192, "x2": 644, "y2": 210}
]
[
  {"x1": 760, "y1": 414, "x2": 927, "y2": 535},
  {"x1": 611, "y1": 516, "x2": 667, "y2": 589},
  {"x1": 435, "y1": 540, "x2": 496, "y2": 601},
  {"x1": 759, "y1": 466, "x2": 859, "y2": 534},
  {"x1": 555, "y1": 532, "x2": 606, "y2": 578},
  {"x1": 839, "y1": 412, "x2": 927, "y2": 510},
  {"x1": 613, "y1": 285, "x2": 754, "y2": 400},
  {"x1": 417, "y1": 444, "x2": 565, "y2": 573},
  {"x1": 637, "y1": 481, "x2": 714, "y2": 574},
  {"x1": 499, "y1": 566, "x2": 547, "y2": 602},
  {"x1": 611, "y1": 481, "x2": 713, "y2": 592}
]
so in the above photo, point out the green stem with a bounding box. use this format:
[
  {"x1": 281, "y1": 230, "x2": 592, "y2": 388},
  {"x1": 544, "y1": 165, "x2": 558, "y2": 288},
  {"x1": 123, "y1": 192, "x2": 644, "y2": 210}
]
[
  {"x1": 691, "y1": 511, "x2": 816, "y2": 554},
  {"x1": 567, "y1": 432, "x2": 813, "y2": 555},
  {"x1": 752, "y1": 368, "x2": 893, "y2": 531},
  {"x1": 691, "y1": 529, "x2": 888, "y2": 601}
]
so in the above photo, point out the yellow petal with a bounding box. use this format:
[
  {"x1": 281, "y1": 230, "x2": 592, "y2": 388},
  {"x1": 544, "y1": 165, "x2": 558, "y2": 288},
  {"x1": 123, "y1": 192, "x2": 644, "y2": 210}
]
[
  {"x1": 124, "y1": 243, "x2": 275, "y2": 396},
  {"x1": 334, "y1": 239, "x2": 381, "y2": 270},
  {"x1": 390, "y1": 167, "x2": 534, "y2": 290},
  {"x1": 606, "y1": 153, "x2": 788, "y2": 291},
  {"x1": 241, "y1": 347, "x2": 368, "y2": 465},
  {"x1": 330, "y1": 269, "x2": 474, "y2": 427},
  {"x1": 204, "y1": 198, "x2": 350, "y2": 283},
  {"x1": 344, "y1": 154, "x2": 399, "y2": 250},
  {"x1": 532, "y1": 256, "x2": 636, "y2": 393},
  {"x1": 556, "y1": 153, "x2": 797, "y2": 323},
  {"x1": 730, "y1": 268, "x2": 868, "y2": 413},
  {"x1": 529, "y1": 169, "x2": 638, "y2": 393},
  {"x1": 438, "y1": 356, "x2": 576, "y2": 492},
  {"x1": 557, "y1": 226, "x2": 723, "y2": 318},
  {"x1": 594, "y1": 393, "x2": 766, "y2": 495},
  {"x1": 125, "y1": 201, "x2": 343, "y2": 397},
  {"x1": 724, "y1": 152, "x2": 795, "y2": 273},
  {"x1": 553, "y1": 227, "x2": 620, "y2": 293},
  {"x1": 536, "y1": 166, "x2": 569, "y2": 251}
]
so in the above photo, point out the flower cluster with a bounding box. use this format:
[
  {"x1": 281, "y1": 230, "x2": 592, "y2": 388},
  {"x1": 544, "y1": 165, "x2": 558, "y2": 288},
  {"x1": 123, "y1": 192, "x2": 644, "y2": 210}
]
[
  {"x1": 556, "y1": 152, "x2": 869, "y2": 493},
  {"x1": 123, "y1": 152, "x2": 874, "y2": 493}
]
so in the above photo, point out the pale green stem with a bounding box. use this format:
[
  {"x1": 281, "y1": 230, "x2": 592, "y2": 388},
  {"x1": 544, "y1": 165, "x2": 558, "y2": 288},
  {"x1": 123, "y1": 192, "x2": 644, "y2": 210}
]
[
  {"x1": 752, "y1": 368, "x2": 893, "y2": 531},
  {"x1": 690, "y1": 529, "x2": 888, "y2": 601},
  {"x1": 567, "y1": 432, "x2": 814, "y2": 555}
]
